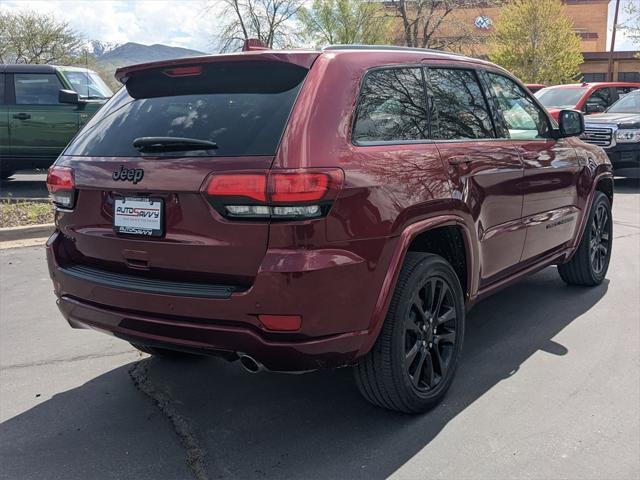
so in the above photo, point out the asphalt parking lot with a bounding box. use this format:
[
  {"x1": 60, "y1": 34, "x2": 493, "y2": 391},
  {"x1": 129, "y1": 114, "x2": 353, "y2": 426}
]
[
  {"x1": 1, "y1": 180, "x2": 639, "y2": 480},
  {"x1": 0, "y1": 171, "x2": 49, "y2": 200}
]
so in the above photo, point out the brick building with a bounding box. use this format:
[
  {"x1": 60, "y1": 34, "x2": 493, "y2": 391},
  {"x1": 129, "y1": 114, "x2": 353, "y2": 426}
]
[{"x1": 390, "y1": 0, "x2": 639, "y2": 82}]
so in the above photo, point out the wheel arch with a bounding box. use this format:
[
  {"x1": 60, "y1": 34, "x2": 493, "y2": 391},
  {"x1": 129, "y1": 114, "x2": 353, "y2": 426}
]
[
  {"x1": 570, "y1": 171, "x2": 614, "y2": 252},
  {"x1": 358, "y1": 215, "x2": 476, "y2": 357}
]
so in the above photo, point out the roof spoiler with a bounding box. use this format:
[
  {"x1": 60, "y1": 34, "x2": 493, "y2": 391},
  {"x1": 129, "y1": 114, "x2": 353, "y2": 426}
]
[{"x1": 242, "y1": 39, "x2": 269, "y2": 52}]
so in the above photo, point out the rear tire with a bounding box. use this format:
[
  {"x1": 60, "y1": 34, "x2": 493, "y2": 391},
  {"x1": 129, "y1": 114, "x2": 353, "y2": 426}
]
[
  {"x1": 558, "y1": 191, "x2": 612, "y2": 286},
  {"x1": 130, "y1": 343, "x2": 202, "y2": 359},
  {"x1": 354, "y1": 253, "x2": 465, "y2": 413}
]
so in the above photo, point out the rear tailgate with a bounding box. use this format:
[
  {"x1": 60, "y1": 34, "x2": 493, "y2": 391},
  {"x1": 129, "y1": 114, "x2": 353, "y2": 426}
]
[{"x1": 53, "y1": 54, "x2": 318, "y2": 287}]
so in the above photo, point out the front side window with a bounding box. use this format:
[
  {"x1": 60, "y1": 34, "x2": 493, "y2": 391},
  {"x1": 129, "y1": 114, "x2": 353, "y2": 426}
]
[
  {"x1": 0, "y1": 74, "x2": 4, "y2": 104},
  {"x1": 61, "y1": 70, "x2": 113, "y2": 99},
  {"x1": 14, "y1": 73, "x2": 63, "y2": 105},
  {"x1": 485, "y1": 72, "x2": 549, "y2": 140},
  {"x1": 586, "y1": 88, "x2": 613, "y2": 110},
  {"x1": 352, "y1": 67, "x2": 428, "y2": 144},
  {"x1": 427, "y1": 68, "x2": 494, "y2": 140}
]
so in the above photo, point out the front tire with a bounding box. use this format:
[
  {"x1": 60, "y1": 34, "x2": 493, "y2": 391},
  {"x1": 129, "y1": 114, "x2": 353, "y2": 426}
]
[
  {"x1": 558, "y1": 191, "x2": 612, "y2": 286},
  {"x1": 354, "y1": 253, "x2": 465, "y2": 413}
]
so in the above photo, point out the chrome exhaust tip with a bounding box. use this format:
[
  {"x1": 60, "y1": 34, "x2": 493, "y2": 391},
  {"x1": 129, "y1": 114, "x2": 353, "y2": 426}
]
[{"x1": 238, "y1": 354, "x2": 264, "y2": 374}]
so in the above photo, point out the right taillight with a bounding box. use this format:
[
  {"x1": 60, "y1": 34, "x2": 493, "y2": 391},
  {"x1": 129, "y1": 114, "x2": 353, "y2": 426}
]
[
  {"x1": 46, "y1": 166, "x2": 76, "y2": 209},
  {"x1": 205, "y1": 169, "x2": 343, "y2": 220}
]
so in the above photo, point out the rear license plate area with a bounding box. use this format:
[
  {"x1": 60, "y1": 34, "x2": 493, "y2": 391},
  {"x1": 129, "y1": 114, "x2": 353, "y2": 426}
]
[{"x1": 113, "y1": 197, "x2": 163, "y2": 237}]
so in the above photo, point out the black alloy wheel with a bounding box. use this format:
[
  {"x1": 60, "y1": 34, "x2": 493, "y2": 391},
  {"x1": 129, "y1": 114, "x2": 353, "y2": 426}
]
[
  {"x1": 354, "y1": 253, "x2": 465, "y2": 413},
  {"x1": 404, "y1": 276, "x2": 457, "y2": 392}
]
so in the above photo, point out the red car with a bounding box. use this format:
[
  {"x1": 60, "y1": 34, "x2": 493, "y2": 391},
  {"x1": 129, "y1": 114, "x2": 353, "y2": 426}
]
[
  {"x1": 536, "y1": 82, "x2": 640, "y2": 121},
  {"x1": 525, "y1": 83, "x2": 546, "y2": 93},
  {"x1": 46, "y1": 46, "x2": 613, "y2": 413}
]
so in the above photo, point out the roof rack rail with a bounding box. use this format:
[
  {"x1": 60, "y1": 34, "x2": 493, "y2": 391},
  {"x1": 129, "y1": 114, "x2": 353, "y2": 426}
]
[{"x1": 322, "y1": 44, "x2": 464, "y2": 56}]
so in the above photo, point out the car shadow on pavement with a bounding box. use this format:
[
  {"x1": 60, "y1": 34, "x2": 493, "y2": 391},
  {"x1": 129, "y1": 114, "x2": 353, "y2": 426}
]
[
  {"x1": 614, "y1": 177, "x2": 640, "y2": 195},
  {"x1": 0, "y1": 268, "x2": 609, "y2": 480}
]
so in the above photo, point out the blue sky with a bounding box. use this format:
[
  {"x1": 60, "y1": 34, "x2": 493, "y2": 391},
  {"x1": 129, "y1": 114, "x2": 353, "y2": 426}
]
[{"x1": 0, "y1": 0, "x2": 637, "y2": 53}]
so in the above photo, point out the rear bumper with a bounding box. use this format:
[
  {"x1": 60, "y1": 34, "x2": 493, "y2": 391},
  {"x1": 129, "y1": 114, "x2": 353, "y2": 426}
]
[
  {"x1": 46, "y1": 231, "x2": 394, "y2": 371},
  {"x1": 56, "y1": 295, "x2": 369, "y2": 371}
]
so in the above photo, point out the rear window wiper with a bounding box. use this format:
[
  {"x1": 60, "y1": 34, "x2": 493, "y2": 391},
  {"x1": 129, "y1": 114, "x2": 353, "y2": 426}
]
[{"x1": 133, "y1": 137, "x2": 218, "y2": 153}]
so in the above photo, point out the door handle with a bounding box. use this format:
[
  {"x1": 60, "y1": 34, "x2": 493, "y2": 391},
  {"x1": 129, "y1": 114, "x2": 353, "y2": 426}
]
[
  {"x1": 12, "y1": 113, "x2": 31, "y2": 120},
  {"x1": 448, "y1": 155, "x2": 473, "y2": 165}
]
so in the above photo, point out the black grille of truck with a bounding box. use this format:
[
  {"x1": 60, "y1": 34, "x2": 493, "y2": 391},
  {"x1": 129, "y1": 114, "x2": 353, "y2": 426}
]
[{"x1": 583, "y1": 127, "x2": 613, "y2": 147}]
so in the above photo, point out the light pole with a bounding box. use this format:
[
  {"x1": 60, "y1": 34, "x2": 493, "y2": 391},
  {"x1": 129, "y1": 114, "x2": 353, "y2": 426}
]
[{"x1": 607, "y1": 0, "x2": 621, "y2": 81}]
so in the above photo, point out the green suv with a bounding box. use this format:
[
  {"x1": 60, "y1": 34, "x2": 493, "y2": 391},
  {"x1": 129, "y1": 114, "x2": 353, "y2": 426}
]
[{"x1": 0, "y1": 64, "x2": 112, "y2": 179}]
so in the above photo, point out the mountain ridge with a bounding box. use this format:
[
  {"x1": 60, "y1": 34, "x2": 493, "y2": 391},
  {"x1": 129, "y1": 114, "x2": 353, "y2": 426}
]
[{"x1": 96, "y1": 41, "x2": 208, "y2": 68}]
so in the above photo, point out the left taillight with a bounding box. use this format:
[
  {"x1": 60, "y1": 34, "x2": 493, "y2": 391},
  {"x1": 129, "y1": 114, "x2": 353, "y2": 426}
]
[
  {"x1": 46, "y1": 166, "x2": 75, "y2": 209},
  {"x1": 205, "y1": 169, "x2": 344, "y2": 220}
]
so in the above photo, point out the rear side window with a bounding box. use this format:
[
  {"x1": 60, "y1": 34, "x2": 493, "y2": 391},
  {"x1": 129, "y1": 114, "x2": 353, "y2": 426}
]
[
  {"x1": 14, "y1": 73, "x2": 63, "y2": 105},
  {"x1": 0, "y1": 74, "x2": 4, "y2": 104},
  {"x1": 352, "y1": 67, "x2": 428, "y2": 144},
  {"x1": 616, "y1": 86, "x2": 638, "y2": 97},
  {"x1": 427, "y1": 68, "x2": 494, "y2": 140},
  {"x1": 64, "y1": 61, "x2": 308, "y2": 157}
]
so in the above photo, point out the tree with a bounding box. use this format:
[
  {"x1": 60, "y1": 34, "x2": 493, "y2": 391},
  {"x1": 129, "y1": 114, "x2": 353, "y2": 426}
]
[
  {"x1": 387, "y1": 0, "x2": 497, "y2": 52},
  {"x1": 299, "y1": 0, "x2": 392, "y2": 46},
  {"x1": 212, "y1": 0, "x2": 305, "y2": 52},
  {"x1": 0, "y1": 10, "x2": 84, "y2": 64},
  {"x1": 488, "y1": 0, "x2": 583, "y2": 84},
  {"x1": 619, "y1": 1, "x2": 640, "y2": 49}
]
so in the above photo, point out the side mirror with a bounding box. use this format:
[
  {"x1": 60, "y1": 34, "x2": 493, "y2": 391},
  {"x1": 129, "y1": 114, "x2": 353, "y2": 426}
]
[
  {"x1": 58, "y1": 89, "x2": 80, "y2": 104},
  {"x1": 585, "y1": 103, "x2": 605, "y2": 114},
  {"x1": 556, "y1": 109, "x2": 584, "y2": 138}
]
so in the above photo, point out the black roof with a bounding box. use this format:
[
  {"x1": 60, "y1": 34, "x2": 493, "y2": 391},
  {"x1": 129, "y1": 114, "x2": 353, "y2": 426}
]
[{"x1": 0, "y1": 64, "x2": 58, "y2": 74}]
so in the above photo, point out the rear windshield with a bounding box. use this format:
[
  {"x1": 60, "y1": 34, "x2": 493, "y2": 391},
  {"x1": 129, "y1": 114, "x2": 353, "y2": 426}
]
[{"x1": 64, "y1": 61, "x2": 308, "y2": 157}]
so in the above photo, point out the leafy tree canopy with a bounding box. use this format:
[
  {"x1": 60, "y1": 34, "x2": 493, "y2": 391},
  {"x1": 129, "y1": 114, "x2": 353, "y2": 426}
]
[{"x1": 488, "y1": 0, "x2": 583, "y2": 84}]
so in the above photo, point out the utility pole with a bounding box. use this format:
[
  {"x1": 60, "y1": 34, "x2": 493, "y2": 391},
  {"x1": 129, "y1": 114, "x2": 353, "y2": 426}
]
[{"x1": 607, "y1": 0, "x2": 621, "y2": 81}]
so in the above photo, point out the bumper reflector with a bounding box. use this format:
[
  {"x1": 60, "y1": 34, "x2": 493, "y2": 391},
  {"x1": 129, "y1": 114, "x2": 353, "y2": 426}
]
[{"x1": 258, "y1": 314, "x2": 302, "y2": 331}]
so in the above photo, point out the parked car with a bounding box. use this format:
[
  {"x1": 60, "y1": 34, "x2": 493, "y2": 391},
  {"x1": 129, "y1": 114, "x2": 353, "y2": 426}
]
[
  {"x1": 0, "y1": 64, "x2": 112, "y2": 179},
  {"x1": 46, "y1": 46, "x2": 613, "y2": 413},
  {"x1": 525, "y1": 83, "x2": 546, "y2": 93},
  {"x1": 583, "y1": 89, "x2": 640, "y2": 178},
  {"x1": 535, "y1": 82, "x2": 640, "y2": 121}
]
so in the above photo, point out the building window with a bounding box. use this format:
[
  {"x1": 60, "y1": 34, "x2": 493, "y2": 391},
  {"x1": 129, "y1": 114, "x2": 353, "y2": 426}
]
[
  {"x1": 582, "y1": 73, "x2": 606, "y2": 82},
  {"x1": 619, "y1": 72, "x2": 640, "y2": 82}
]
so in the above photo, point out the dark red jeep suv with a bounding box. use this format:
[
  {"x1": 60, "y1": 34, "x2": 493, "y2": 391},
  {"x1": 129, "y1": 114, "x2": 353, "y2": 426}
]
[{"x1": 46, "y1": 46, "x2": 613, "y2": 413}]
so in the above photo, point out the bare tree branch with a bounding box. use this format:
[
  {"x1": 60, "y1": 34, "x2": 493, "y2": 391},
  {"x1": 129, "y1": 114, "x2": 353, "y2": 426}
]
[{"x1": 211, "y1": 0, "x2": 305, "y2": 51}]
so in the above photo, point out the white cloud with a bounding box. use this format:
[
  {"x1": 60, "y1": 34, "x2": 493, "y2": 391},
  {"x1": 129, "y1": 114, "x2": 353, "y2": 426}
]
[{"x1": 0, "y1": 0, "x2": 217, "y2": 53}]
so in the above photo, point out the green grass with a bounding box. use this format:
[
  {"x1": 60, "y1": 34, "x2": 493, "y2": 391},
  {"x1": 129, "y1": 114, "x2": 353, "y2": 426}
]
[{"x1": 0, "y1": 201, "x2": 54, "y2": 228}]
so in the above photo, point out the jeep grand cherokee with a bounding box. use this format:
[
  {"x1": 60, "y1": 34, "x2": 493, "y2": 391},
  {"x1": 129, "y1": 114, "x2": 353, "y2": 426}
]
[{"x1": 46, "y1": 46, "x2": 613, "y2": 413}]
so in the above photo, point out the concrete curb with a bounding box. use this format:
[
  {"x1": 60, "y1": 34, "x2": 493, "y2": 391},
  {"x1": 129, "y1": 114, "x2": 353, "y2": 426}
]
[
  {"x1": 0, "y1": 197, "x2": 51, "y2": 203},
  {"x1": 0, "y1": 224, "x2": 54, "y2": 242}
]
